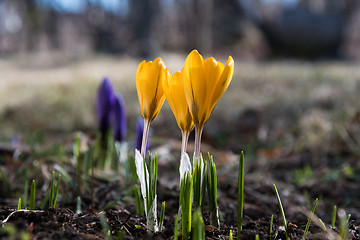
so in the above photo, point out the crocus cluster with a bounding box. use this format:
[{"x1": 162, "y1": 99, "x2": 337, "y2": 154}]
[
  {"x1": 96, "y1": 77, "x2": 126, "y2": 143},
  {"x1": 136, "y1": 50, "x2": 234, "y2": 161}
]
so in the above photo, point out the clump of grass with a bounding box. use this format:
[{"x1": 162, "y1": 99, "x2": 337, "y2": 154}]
[
  {"x1": 180, "y1": 171, "x2": 193, "y2": 239},
  {"x1": 49, "y1": 171, "x2": 61, "y2": 208},
  {"x1": 192, "y1": 157, "x2": 207, "y2": 211},
  {"x1": 135, "y1": 151, "x2": 162, "y2": 231}
]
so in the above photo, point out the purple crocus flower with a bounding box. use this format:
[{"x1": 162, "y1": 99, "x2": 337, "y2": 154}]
[
  {"x1": 113, "y1": 94, "x2": 127, "y2": 142},
  {"x1": 135, "y1": 118, "x2": 149, "y2": 155},
  {"x1": 96, "y1": 77, "x2": 114, "y2": 140}
]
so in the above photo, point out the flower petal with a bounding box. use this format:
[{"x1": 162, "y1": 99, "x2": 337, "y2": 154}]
[
  {"x1": 183, "y1": 50, "x2": 206, "y2": 126},
  {"x1": 179, "y1": 152, "x2": 192, "y2": 181},
  {"x1": 209, "y1": 56, "x2": 234, "y2": 114}
]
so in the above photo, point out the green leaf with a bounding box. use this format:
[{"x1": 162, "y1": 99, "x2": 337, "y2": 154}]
[{"x1": 29, "y1": 180, "x2": 36, "y2": 210}]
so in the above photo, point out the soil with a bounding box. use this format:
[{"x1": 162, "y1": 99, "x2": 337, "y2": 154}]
[{"x1": 1, "y1": 134, "x2": 360, "y2": 240}]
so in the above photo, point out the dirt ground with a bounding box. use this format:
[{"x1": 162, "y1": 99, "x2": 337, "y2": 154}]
[{"x1": 0, "y1": 54, "x2": 360, "y2": 239}]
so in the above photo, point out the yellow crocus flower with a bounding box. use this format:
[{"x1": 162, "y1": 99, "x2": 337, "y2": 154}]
[
  {"x1": 163, "y1": 70, "x2": 194, "y2": 155},
  {"x1": 136, "y1": 57, "x2": 171, "y2": 155},
  {"x1": 182, "y1": 50, "x2": 234, "y2": 158}
]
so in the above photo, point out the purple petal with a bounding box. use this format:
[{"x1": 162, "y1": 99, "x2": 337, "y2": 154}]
[
  {"x1": 113, "y1": 94, "x2": 127, "y2": 142},
  {"x1": 96, "y1": 77, "x2": 114, "y2": 138}
]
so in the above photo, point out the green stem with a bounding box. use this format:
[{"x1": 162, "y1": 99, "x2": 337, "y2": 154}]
[
  {"x1": 141, "y1": 119, "x2": 150, "y2": 157},
  {"x1": 194, "y1": 125, "x2": 203, "y2": 160},
  {"x1": 181, "y1": 131, "x2": 190, "y2": 157}
]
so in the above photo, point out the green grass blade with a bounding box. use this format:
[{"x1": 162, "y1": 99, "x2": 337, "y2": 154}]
[
  {"x1": 229, "y1": 230, "x2": 233, "y2": 240},
  {"x1": 159, "y1": 201, "x2": 165, "y2": 231},
  {"x1": 29, "y1": 180, "x2": 36, "y2": 210},
  {"x1": 17, "y1": 198, "x2": 21, "y2": 210},
  {"x1": 255, "y1": 234, "x2": 260, "y2": 240},
  {"x1": 134, "y1": 185, "x2": 143, "y2": 215},
  {"x1": 273, "y1": 184, "x2": 289, "y2": 240},
  {"x1": 174, "y1": 214, "x2": 179, "y2": 240},
  {"x1": 303, "y1": 198, "x2": 318, "y2": 239},
  {"x1": 49, "y1": 171, "x2": 54, "y2": 208},
  {"x1": 53, "y1": 174, "x2": 61, "y2": 208},
  {"x1": 192, "y1": 209, "x2": 205, "y2": 240},
  {"x1": 331, "y1": 205, "x2": 337, "y2": 228},
  {"x1": 238, "y1": 151, "x2": 245, "y2": 232}
]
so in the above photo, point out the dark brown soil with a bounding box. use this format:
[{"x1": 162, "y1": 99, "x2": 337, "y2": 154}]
[{"x1": 1, "y1": 135, "x2": 360, "y2": 240}]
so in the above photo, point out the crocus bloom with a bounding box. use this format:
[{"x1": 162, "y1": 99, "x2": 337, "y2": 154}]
[
  {"x1": 183, "y1": 50, "x2": 234, "y2": 158},
  {"x1": 163, "y1": 70, "x2": 194, "y2": 156},
  {"x1": 96, "y1": 77, "x2": 115, "y2": 140},
  {"x1": 134, "y1": 117, "x2": 149, "y2": 156},
  {"x1": 113, "y1": 94, "x2": 127, "y2": 142},
  {"x1": 136, "y1": 57, "x2": 170, "y2": 155}
]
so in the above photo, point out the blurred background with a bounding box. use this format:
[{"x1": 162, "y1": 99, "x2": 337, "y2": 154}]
[{"x1": 1, "y1": 0, "x2": 360, "y2": 157}]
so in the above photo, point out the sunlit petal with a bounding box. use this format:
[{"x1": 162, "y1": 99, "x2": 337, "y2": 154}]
[{"x1": 208, "y1": 56, "x2": 234, "y2": 114}]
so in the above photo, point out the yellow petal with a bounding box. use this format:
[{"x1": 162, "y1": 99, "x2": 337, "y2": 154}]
[
  {"x1": 136, "y1": 57, "x2": 169, "y2": 121},
  {"x1": 202, "y1": 57, "x2": 222, "y2": 123},
  {"x1": 208, "y1": 56, "x2": 234, "y2": 114},
  {"x1": 136, "y1": 60, "x2": 146, "y2": 118},
  {"x1": 164, "y1": 71, "x2": 194, "y2": 132},
  {"x1": 183, "y1": 50, "x2": 207, "y2": 126}
]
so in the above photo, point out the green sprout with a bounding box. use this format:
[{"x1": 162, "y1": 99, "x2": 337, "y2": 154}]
[
  {"x1": 192, "y1": 157, "x2": 207, "y2": 211},
  {"x1": 270, "y1": 215, "x2": 274, "y2": 239},
  {"x1": 229, "y1": 230, "x2": 233, "y2": 240},
  {"x1": 174, "y1": 214, "x2": 179, "y2": 240},
  {"x1": 134, "y1": 185, "x2": 144, "y2": 215},
  {"x1": 331, "y1": 205, "x2": 337, "y2": 228},
  {"x1": 159, "y1": 201, "x2": 166, "y2": 231},
  {"x1": 99, "y1": 211, "x2": 112, "y2": 240},
  {"x1": 273, "y1": 184, "x2": 289, "y2": 240},
  {"x1": 29, "y1": 180, "x2": 36, "y2": 210},
  {"x1": 76, "y1": 196, "x2": 82, "y2": 214},
  {"x1": 192, "y1": 209, "x2": 205, "y2": 240},
  {"x1": 302, "y1": 198, "x2": 318, "y2": 239},
  {"x1": 255, "y1": 234, "x2": 260, "y2": 240},
  {"x1": 238, "y1": 151, "x2": 245, "y2": 232},
  {"x1": 180, "y1": 171, "x2": 193, "y2": 239},
  {"x1": 49, "y1": 171, "x2": 61, "y2": 208},
  {"x1": 17, "y1": 198, "x2": 21, "y2": 210},
  {"x1": 134, "y1": 151, "x2": 160, "y2": 231},
  {"x1": 338, "y1": 209, "x2": 349, "y2": 239},
  {"x1": 207, "y1": 155, "x2": 220, "y2": 228}
]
